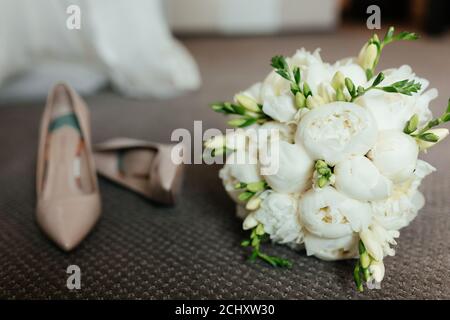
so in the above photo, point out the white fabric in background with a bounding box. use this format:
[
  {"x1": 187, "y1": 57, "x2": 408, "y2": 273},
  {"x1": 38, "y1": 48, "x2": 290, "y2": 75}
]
[{"x1": 0, "y1": 0, "x2": 201, "y2": 101}]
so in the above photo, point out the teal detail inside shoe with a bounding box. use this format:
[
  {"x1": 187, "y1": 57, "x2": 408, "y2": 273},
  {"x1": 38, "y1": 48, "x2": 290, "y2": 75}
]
[
  {"x1": 117, "y1": 150, "x2": 125, "y2": 174},
  {"x1": 49, "y1": 113, "x2": 81, "y2": 133}
]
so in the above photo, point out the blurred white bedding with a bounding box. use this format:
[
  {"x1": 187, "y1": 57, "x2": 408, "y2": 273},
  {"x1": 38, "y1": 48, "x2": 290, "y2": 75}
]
[{"x1": 0, "y1": 0, "x2": 201, "y2": 102}]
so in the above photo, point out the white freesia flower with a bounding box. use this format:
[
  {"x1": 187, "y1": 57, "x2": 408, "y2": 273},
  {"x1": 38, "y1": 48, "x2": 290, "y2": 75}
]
[
  {"x1": 298, "y1": 187, "x2": 372, "y2": 238},
  {"x1": 371, "y1": 160, "x2": 435, "y2": 230},
  {"x1": 249, "y1": 192, "x2": 304, "y2": 246},
  {"x1": 261, "y1": 71, "x2": 297, "y2": 123},
  {"x1": 261, "y1": 140, "x2": 314, "y2": 194},
  {"x1": 304, "y1": 232, "x2": 359, "y2": 261},
  {"x1": 219, "y1": 151, "x2": 261, "y2": 204},
  {"x1": 368, "y1": 130, "x2": 419, "y2": 183},
  {"x1": 360, "y1": 223, "x2": 399, "y2": 261},
  {"x1": 296, "y1": 102, "x2": 378, "y2": 165},
  {"x1": 334, "y1": 155, "x2": 393, "y2": 201},
  {"x1": 368, "y1": 260, "x2": 385, "y2": 283},
  {"x1": 355, "y1": 89, "x2": 437, "y2": 131}
]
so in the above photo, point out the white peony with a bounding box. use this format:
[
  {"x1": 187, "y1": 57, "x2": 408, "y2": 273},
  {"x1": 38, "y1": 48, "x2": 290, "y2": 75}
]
[
  {"x1": 355, "y1": 89, "x2": 437, "y2": 131},
  {"x1": 296, "y1": 102, "x2": 378, "y2": 165},
  {"x1": 374, "y1": 65, "x2": 429, "y2": 93},
  {"x1": 371, "y1": 160, "x2": 435, "y2": 230},
  {"x1": 334, "y1": 155, "x2": 393, "y2": 201},
  {"x1": 289, "y1": 48, "x2": 332, "y2": 96},
  {"x1": 304, "y1": 232, "x2": 359, "y2": 261},
  {"x1": 249, "y1": 192, "x2": 304, "y2": 246},
  {"x1": 298, "y1": 187, "x2": 372, "y2": 239},
  {"x1": 260, "y1": 140, "x2": 314, "y2": 194},
  {"x1": 258, "y1": 121, "x2": 296, "y2": 144},
  {"x1": 368, "y1": 130, "x2": 419, "y2": 183}
]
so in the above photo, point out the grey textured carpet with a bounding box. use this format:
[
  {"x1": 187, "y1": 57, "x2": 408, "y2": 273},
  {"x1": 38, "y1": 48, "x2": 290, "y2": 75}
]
[{"x1": 0, "y1": 29, "x2": 449, "y2": 299}]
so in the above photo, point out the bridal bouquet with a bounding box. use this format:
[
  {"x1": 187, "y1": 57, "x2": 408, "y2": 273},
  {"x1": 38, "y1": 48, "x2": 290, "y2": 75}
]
[{"x1": 205, "y1": 27, "x2": 450, "y2": 291}]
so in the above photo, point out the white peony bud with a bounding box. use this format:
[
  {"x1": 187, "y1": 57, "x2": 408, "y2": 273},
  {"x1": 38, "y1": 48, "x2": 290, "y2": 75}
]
[
  {"x1": 296, "y1": 102, "x2": 378, "y2": 166},
  {"x1": 298, "y1": 187, "x2": 372, "y2": 239},
  {"x1": 417, "y1": 128, "x2": 449, "y2": 151},
  {"x1": 368, "y1": 130, "x2": 419, "y2": 183},
  {"x1": 334, "y1": 155, "x2": 393, "y2": 201},
  {"x1": 261, "y1": 140, "x2": 314, "y2": 194}
]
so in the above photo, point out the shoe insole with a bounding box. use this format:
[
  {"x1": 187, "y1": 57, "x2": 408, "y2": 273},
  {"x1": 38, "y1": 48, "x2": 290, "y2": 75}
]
[
  {"x1": 41, "y1": 91, "x2": 93, "y2": 199},
  {"x1": 118, "y1": 149, "x2": 155, "y2": 178}
]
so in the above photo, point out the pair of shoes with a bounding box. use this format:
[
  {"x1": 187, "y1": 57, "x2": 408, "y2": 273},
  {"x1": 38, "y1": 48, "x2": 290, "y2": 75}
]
[{"x1": 36, "y1": 83, "x2": 184, "y2": 251}]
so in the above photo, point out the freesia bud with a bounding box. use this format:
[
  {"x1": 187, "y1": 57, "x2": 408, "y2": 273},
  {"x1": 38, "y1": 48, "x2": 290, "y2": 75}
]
[
  {"x1": 246, "y1": 196, "x2": 262, "y2": 211},
  {"x1": 306, "y1": 95, "x2": 325, "y2": 109},
  {"x1": 331, "y1": 71, "x2": 346, "y2": 90},
  {"x1": 295, "y1": 92, "x2": 306, "y2": 109},
  {"x1": 243, "y1": 213, "x2": 258, "y2": 230},
  {"x1": 358, "y1": 43, "x2": 378, "y2": 71},
  {"x1": 235, "y1": 94, "x2": 260, "y2": 112},
  {"x1": 417, "y1": 128, "x2": 449, "y2": 151}
]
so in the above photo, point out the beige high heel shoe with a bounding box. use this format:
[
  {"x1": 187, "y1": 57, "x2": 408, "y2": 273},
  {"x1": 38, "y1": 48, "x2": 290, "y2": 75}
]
[
  {"x1": 36, "y1": 83, "x2": 101, "y2": 251},
  {"x1": 93, "y1": 138, "x2": 184, "y2": 205}
]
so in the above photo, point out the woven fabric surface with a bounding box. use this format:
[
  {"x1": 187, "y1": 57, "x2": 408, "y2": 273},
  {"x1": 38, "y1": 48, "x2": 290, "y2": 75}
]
[{"x1": 0, "y1": 30, "x2": 449, "y2": 299}]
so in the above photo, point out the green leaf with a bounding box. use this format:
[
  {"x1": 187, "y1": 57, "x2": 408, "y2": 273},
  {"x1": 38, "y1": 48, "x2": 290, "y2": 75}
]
[
  {"x1": 293, "y1": 66, "x2": 301, "y2": 85},
  {"x1": 419, "y1": 132, "x2": 439, "y2": 142},
  {"x1": 381, "y1": 79, "x2": 421, "y2": 95},
  {"x1": 372, "y1": 72, "x2": 385, "y2": 87},
  {"x1": 275, "y1": 69, "x2": 290, "y2": 81},
  {"x1": 384, "y1": 26, "x2": 395, "y2": 42},
  {"x1": 231, "y1": 104, "x2": 246, "y2": 115},
  {"x1": 241, "y1": 240, "x2": 250, "y2": 247},
  {"x1": 447, "y1": 98, "x2": 450, "y2": 113},
  {"x1": 270, "y1": 55, "x2": 288, "y2": 70},
  {"x1": 394, "y1": 31, "x2": 419, "y2": 41},
  {"x1": 353, "y1": 261, "x2": 364, "y2": 292},
  {"x1": 441, "y1": 113, "x2": 450, "y2": 123}
]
